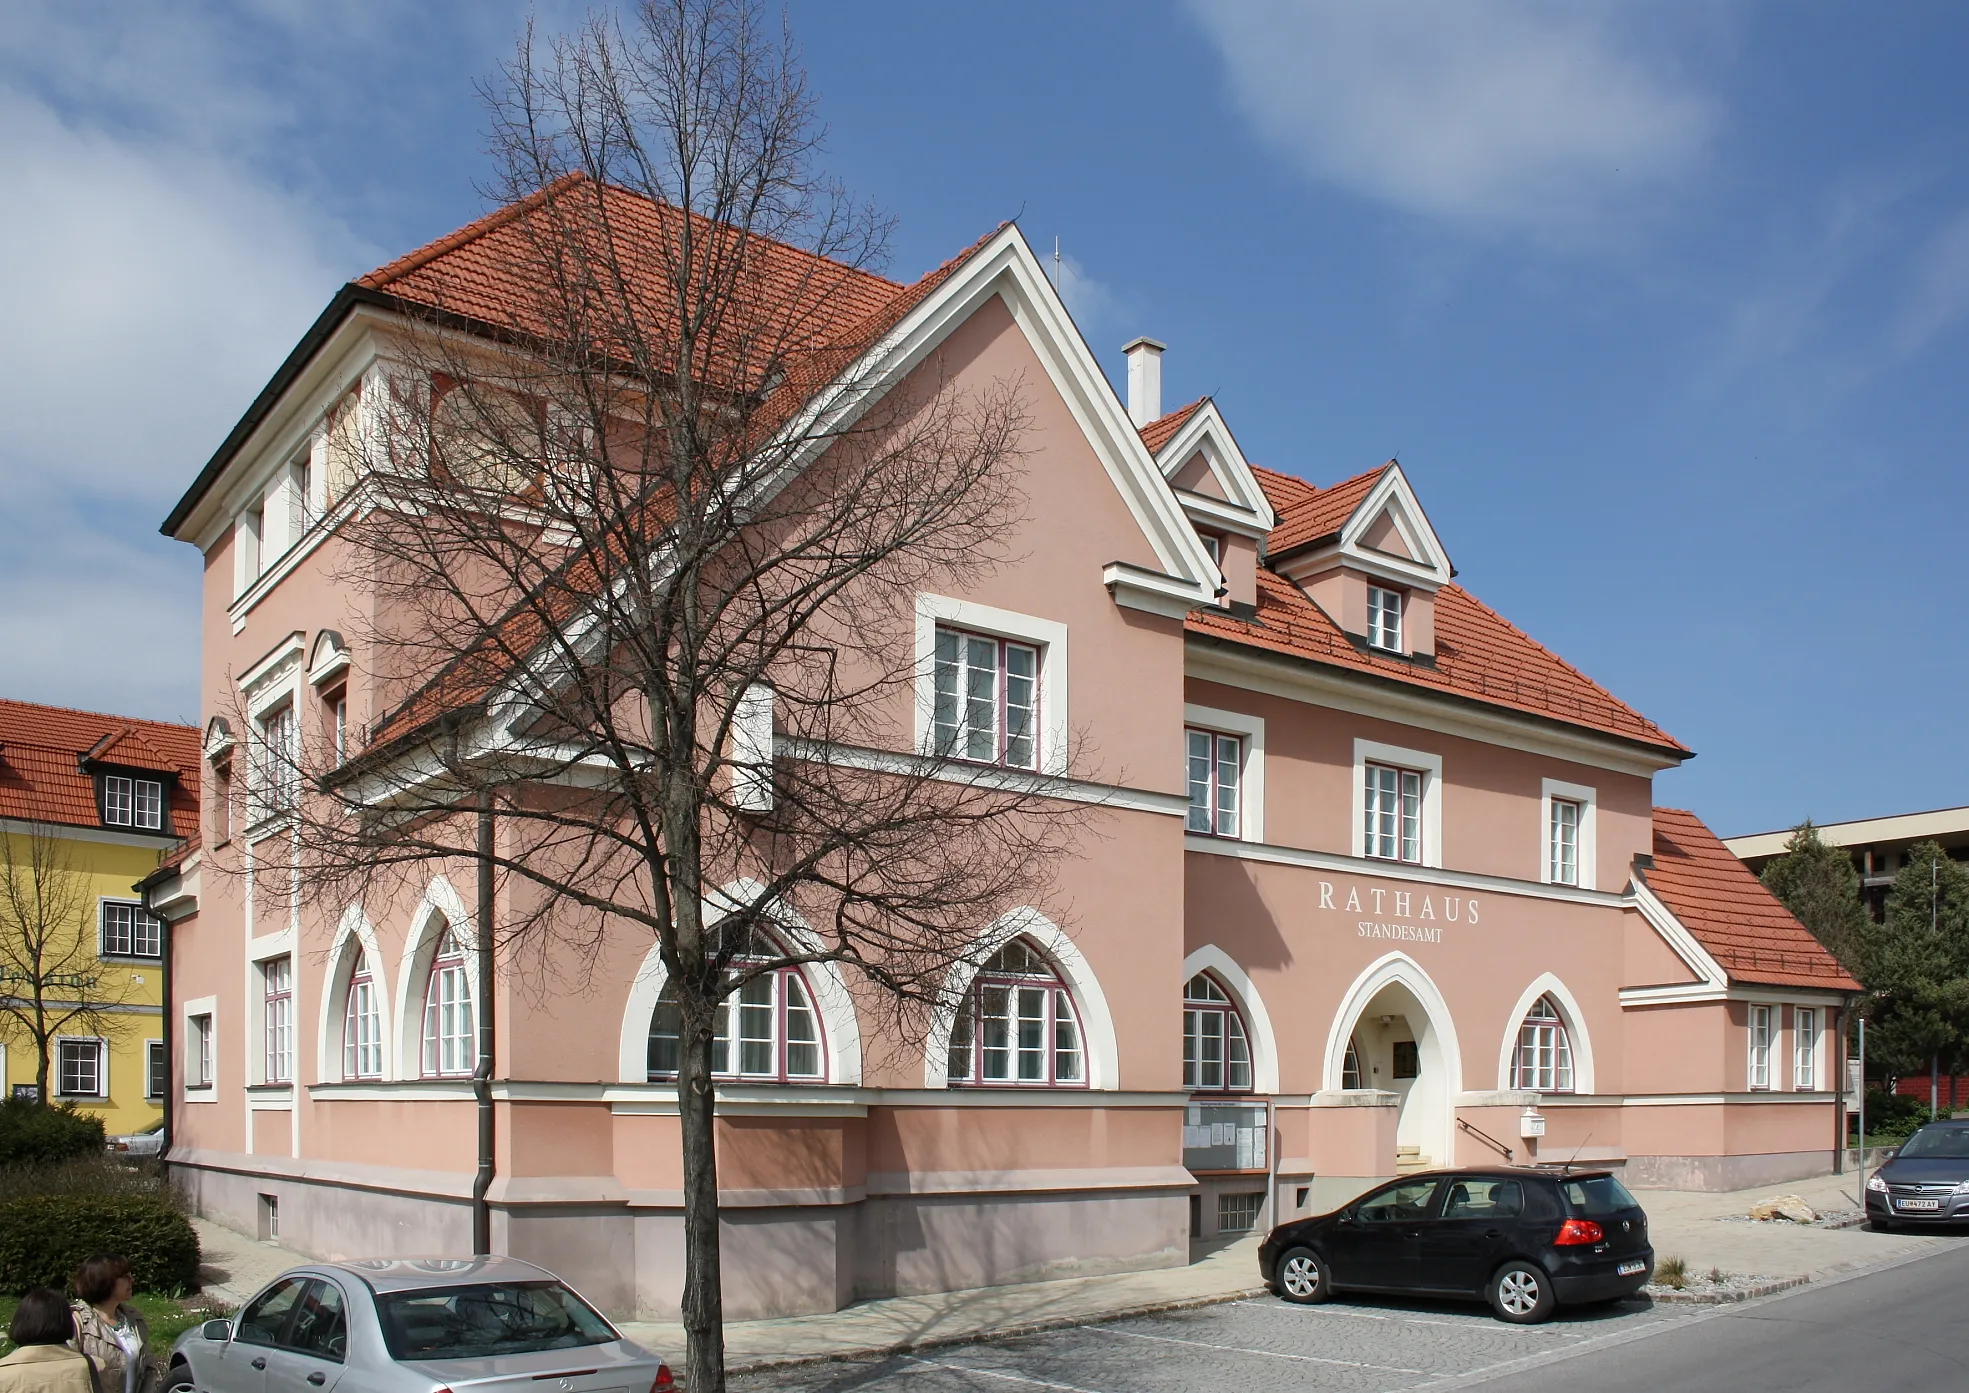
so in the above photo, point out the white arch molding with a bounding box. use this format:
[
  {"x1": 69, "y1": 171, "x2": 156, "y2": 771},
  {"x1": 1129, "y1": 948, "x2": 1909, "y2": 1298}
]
[
  {"x1": 317, "y1": 905, "x2": 393, "y2": 1082},
  {"x1": 1322, "y1": 951, "x2": 1464, "y2": 1167},
  {"x1": 1495, "y1": 972, "x2": 1596, "y2": 1095},
  {"x1": 922, "y1": 907, "x2": 1121, "y2": 1090},
  {"x1": 1180, "y1": 945, "x2": 1281, "y2": 1095},
  {"x1": 392, "y1": 874, "x2": 475, "y2": 1080},
  {"x1": 615, "y1": 879, "x2": 864, "y2": 1086}
]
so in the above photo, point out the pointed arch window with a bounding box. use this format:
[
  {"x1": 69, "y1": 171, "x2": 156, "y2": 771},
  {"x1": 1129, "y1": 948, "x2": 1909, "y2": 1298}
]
[
  {"x1": 946, "y1": 938, "x2": 1083, "y2": 1087},
  {"x1": 342, "y1": 954, "x2": 383, "y2": 1080},
  {"x1": 1341, "y1": 1036, "x2": 1364, "y2": 1090},
  {"x1": 646, "y1": 927, "x2": 824, "y2": 1083},
  {"x1": 1182, "y1": 973, "x2": 1251, "y2": 1092},
  {"x1": 421, "y1": 929, "x2": 475, "y2": 1078},
  {"x1": 1512, "y1": 995, "x2": 1574, "y2": 1093}
]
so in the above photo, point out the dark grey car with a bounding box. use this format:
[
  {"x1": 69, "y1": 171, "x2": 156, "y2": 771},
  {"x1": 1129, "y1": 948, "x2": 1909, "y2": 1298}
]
[
  {"x1": 166, "y1": 1257, "x2": 673, "y2": 1393},
  {"x1": 1866, "y1": 1121, "x2": 1969, "y2": 1228}
]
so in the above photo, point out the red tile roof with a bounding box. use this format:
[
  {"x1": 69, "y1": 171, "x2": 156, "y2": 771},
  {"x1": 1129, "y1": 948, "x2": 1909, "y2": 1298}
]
[
  {"x1": 358, "y1": 173, "x2": 905, "y2": 394},
  {"x1": 0, "y1": 699, "x2": 199, "y2": 835},
  {"x1": 1188, "y1": 570, "x2": 1686, "y2": 754},
  {"x1": 1267, "y1": 464, "x2": 1392, "y2": 554},
  {"x1": 1648, "y1": 807, "x2": 1859, "y2": 990},
  {"x1": 1139, "y1": 398, "x2": 1207, "y2": 455}
]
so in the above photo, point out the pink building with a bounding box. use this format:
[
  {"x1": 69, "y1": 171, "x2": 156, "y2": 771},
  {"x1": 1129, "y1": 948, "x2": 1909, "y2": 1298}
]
[{"x1": 145, "y1": 185, "x2": 1857, "y2": 1319}]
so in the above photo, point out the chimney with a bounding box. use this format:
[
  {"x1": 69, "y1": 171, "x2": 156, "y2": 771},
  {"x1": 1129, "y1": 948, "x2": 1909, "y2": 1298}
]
[{"x1": 1123, "y1": 337, "x2": 1165, "y2": 426}]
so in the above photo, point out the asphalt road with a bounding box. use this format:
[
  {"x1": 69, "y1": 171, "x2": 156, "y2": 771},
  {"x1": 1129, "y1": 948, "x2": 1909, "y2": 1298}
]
[{"x1": 736, "y1": 1242, "x2": 1969, "y2": 1393}]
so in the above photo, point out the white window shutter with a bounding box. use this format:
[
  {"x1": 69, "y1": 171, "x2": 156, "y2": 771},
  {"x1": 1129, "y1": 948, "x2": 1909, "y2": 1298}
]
[{"x1": 731, "y1": 684, "x2": 775, "y2": 812}]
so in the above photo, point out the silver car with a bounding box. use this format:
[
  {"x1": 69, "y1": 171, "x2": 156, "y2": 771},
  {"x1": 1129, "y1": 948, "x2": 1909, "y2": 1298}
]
[{"x1": 166, "y1": 1257, "x2": 673, "y2": 1393}]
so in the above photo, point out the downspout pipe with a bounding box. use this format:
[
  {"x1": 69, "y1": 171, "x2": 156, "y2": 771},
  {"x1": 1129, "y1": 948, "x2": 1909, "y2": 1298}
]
[
  {"x1": 136, "y1": 867, "x2": 175, "y2": 1165},
  {"x1": 472, "y1": 792, "x2": 497, "y2": 1256}
]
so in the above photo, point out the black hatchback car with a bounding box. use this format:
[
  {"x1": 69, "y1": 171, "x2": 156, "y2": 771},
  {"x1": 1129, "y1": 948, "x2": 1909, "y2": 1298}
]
[
  {"x1": 1258, "y1": 1167, "x2": 1653, "y2": 1323},
  {"x1": 1865, "y1": 1120, "x2": 1969, "y2": 1228}
]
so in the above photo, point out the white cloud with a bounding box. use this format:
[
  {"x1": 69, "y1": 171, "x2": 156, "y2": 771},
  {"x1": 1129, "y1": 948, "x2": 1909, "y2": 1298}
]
[
  {"x1": 1185, "y1": 0, "x2": 1719, "y2": 240},
  {"x1": 1891, "y1": 208, "x2": 1969, "y2": 361}
]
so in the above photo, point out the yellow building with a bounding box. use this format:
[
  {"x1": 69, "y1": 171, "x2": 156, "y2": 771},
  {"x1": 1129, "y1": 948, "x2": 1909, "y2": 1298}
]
[{"x1": 0, "y1": 699, "x2": 198, "y2": 1136}]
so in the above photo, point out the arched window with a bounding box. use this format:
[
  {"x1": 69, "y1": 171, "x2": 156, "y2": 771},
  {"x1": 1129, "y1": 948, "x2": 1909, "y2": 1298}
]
[
  {"x1": 421, "y1": 929, "x2": 474, "y2": 1077},
  {"x1": 1341, "y1": 1036, "x2": 1363, "y2": 1090},
  {"x1": 946, "y1": 938, "x2": 1083, "y2": 1087},
  {"x1": 342, "y1": 954, "x2": 382, "y2": 1080},
  {"x1": 1182, "y1": 973, "x2": 1251, "y2": 1091},
  {"x1": 646, "y1": 928, "x2": 824, "y2": 1082},
  {"x1": 1512, "y1": 995, "x2": 1574, "y2": 1093}
]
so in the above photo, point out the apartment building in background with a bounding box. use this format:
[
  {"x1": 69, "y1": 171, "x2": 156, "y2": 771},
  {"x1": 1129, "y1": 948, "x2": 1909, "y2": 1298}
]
[
  {"x1": 0, "y1": 699, "x2": 197, "y2": 1130},
  {"x1": 1727, "y1": 807, "x2": 1969, "y2": 921}
]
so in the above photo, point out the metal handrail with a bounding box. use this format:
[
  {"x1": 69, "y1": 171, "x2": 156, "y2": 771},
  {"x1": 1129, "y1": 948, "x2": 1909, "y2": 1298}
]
[{"x1": 1458, "y1": 1116, "x2": 1514, "y2": 1163}]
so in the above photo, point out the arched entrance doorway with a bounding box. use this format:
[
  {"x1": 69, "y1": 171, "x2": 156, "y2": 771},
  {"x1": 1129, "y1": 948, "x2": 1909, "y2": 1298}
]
[{"x1": 1325, "y1": 953, "x2": 1462, "y2": 1172}]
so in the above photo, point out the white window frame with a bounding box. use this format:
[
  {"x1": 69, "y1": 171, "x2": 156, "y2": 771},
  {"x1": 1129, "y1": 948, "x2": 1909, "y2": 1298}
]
[
  {"x1": 1539, "y1": 779, "x2": 1598, "y2": 890},
  {"x1": 253, "y1": 701, "x2": 300, "y2": 822},
  {"x1": 914, "y1": 595, "x2": 1068, "y2": 776},
  {"x1": 1182, "y1": 973, "x2": 1253, "y2": 1092},
  {"x1": 263, "y1": 956, "x2": 294, "y2": 1086},
  {"x1": 102, "y1": 775, "x2": 165, "y2": 830},
  {"x1": 1511, "y1": 996, "x2": 1575, "y2": 1093},
  {"x1": 343, "y1": 958, "x2": 385, "y2": 1081},
  {"x1": 55, "y1": 1036, "x2": 108, "y2": 1099},
  {"x1": 1183, "y1": 704, "x2": 1265, "y2": 842},
  {"x1": 421, "y1": 931, "x2": 475, "y2": 1078},
  {"x1": 1793, "y1": 1006, "x2": 1818, "y2": 1091},
  {"x1": 99, "y1": 899, "x2": 163, "y2": 959},
  {"x1": 145, "y1": 1039, "x2": 167, "y2": 1099},
  {"x1": 1351, "y1": 739, "x2": 1443, "y2": 868},
  {"x1": 1748, "y1": 1003, "x2": 1773, "y2": 1091},
  {"x1": 182, "y1": 996, "x2": 217, "y2": 1096},
  {"x1": 1366, "y1": 584, "x2": 1404, "y2": 652}
]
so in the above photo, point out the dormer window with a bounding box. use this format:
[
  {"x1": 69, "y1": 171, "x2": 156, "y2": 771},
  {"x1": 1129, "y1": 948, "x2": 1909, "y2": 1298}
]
[
  {"x1": 1367, "y1": 585, "x2": 1403, "y2": 652},
  {"x1": 102, "y1": 775, "x2": 164, "y2": 831}
]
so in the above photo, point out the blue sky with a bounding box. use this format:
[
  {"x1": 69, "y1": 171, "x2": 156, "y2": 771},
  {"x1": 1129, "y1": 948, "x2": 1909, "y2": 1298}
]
[{"x1": 2, "y1": 1, "x2": 1965, "y2": 837}]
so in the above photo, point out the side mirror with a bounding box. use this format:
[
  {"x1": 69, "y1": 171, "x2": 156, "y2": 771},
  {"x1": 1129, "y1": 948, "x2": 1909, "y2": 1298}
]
[
  {"x1": 201, "y1": 1320, "x2": 232, "y2": 1342},
  {"x1": 1336, "y1": 1211, "x2": 1355, "y2": 1225}
]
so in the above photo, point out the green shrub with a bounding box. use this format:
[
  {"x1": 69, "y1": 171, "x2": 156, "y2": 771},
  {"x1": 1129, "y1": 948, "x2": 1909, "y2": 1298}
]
[
  {"x1": 0, "y1": 1195, "x2": 199, "y2": 1295},
  {"x1": 1863, "y1": 1088, "x2": 1933, "y2": 1141},
  {"x1": 1653, "y1": 1255, "x2": 1688, "y2": 1290},
  {"x1": 0, "y1": 1100, "x2": 105, "y2": 1166},
  {"x1": 0, "y1": 1153, "x2": 184, "y2": 1207}
]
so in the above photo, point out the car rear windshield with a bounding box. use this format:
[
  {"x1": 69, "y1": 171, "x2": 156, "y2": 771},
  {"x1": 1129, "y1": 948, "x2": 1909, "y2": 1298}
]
[
  {"x1": 1560, "y1": 1175, "x2": 1640, "y2": 1216},
  {"x1": 376, "y1": 1281, "x2": 617, "y2": 1361},
  {"x1": 1896, "y1": 1127, "x2": 1969, "y2": 1159}
]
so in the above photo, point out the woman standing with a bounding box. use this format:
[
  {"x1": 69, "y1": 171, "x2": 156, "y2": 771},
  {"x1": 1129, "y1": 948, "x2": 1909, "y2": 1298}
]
[
  {"x1": 0, "y1": 1288, "x2": 98, "y2": 1393},
  {"x1": 68, "y1": 1257, "x2": 159, "y2": 1393}
]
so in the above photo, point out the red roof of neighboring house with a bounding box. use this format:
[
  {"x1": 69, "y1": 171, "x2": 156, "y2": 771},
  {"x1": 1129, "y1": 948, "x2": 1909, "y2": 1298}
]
[
  {"x1": 0, "y1": 699, "x2": 199, "y2": 835},
  {"x1": 1267, "y1": 464, "x2": 1392, "y2": 555},
  {"x1": 1139, "y1": 398, "x2": 1207, "y2": 455},
  {"x1": 1648, "y1": 807, "x2": 1860, "y2": 990}
]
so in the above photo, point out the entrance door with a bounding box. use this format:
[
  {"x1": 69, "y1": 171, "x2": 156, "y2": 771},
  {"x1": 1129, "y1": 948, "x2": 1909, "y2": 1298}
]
[{"x1": 1325, "y1": 1178, "x2": 1439, "y2": 1290}]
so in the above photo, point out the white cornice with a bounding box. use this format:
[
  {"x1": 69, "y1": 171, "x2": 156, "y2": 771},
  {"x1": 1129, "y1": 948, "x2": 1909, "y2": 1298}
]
[
  {"x1": 0, "y1": 818, "x2": 183, "y2": 850},
  {"x1": 1628, "y1": 878, "x2": 1732, "y2": 992},
  {"x1": 1185, "y1": 832, "x2": 1634, "y2": 908},
  {"x1": 1185, "y1": 637, "x2": 1686, "y2": 777}
]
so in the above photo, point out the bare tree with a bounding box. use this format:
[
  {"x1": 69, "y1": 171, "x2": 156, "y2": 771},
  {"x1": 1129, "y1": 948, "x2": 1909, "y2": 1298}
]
[
  {"x1": 225, "y1": 3, "x2": 1089, "y2": 1386},
  {"x1": 0, "y1": 823, "x2": 141, "y2": 1102}
]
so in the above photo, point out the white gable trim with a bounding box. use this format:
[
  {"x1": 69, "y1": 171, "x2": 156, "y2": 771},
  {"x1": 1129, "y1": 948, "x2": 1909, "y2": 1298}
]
[
  {"x1": 1152, "y1": 401, "x2": 1276, "y2": 537},
  {"x1": 1334, "y1": 465, "x2": 1453, "y2": 588},
  {"x1": 1619, "y1": 879, "x2": 1732, "y2": 1005}
]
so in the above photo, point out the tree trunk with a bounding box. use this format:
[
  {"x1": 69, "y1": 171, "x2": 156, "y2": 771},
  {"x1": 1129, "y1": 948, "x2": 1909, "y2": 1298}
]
[{"x1": 678, "y1": 994, "x2": 725, "y2": 1393}]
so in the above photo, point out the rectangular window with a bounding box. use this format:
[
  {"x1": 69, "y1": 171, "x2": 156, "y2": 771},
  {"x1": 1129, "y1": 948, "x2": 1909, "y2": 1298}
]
[
  {"x1": 1549, "y1": 798, "x2": 1580, "y2": 886},
  {"x1": 189, "y1": 1014, "x2": 214, "y2": 1088},
  {"x1": 1218, "y1": 1191, "x2": 1264, "y2": 1233},
  {"x1": 1185, "y1": 728, "x2": 1242, "y2": 837},
  {"x1": 331, "y1": 694, "x2": 347, "y2": 765},
  {"x1": 1367, "y1": 585, "x2": 1403, "y2": 652},
  {"x1": 146, "y1": 1040, "x2": 167, "y2": 1099},
  {"x1": 932, "y1": 626, "x2": 1039, "y2": 770},
  {"x1": 1363, "y1": 763, "x2": 1422, "y2": 863},
  {"x1": 1793, "y1": 1007, "x2": 1816, "y2": 1090},
  {"x1": 264, "y1": 957, "x2": 293, "y2": 1085},
  {"x1": 102, "y1": 775, "x2": 165, "y2": 830},
  {"x1": 255, "y1": 703, "x2": 299, "y2": 818},
  {"x1": 1748, "y1": 1004, "x2": 1772, "y2": 1090},
  {"x1": 57, "y1": 1039, "x2": 103, "y2": 1098},
  {"x1": 100, "y1": 901, "x2": 163, "y2": 958}
]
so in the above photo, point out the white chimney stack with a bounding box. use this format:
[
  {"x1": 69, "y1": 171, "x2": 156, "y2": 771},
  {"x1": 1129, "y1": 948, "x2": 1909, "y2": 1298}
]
[{"x1": 1123, "y1": 336, "x2": 1165, "y2": 426}]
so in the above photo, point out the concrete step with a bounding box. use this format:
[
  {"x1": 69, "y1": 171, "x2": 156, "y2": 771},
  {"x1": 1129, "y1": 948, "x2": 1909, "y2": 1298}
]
[{"x1": 1396, "y1": 1153, "x2": 1432, "y2": 1173}]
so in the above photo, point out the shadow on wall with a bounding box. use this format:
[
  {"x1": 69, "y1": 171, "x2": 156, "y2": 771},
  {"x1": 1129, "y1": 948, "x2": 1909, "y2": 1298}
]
[{"x1": 1190, "y1": 854, "x2": 1293, "y2": 975}]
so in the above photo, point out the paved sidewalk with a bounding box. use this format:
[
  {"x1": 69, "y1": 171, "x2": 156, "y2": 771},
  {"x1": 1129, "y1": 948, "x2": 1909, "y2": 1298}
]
[
  {"x1": 615, "y1": 1236, "x2": 1268, "y2": 1369},
  {"x1": 1637, "y1": 1171, "x2": 1958, "y2": 1282},
  {"x1": 193, "y1": 1217, "x2": 304, "y2": 1307}
]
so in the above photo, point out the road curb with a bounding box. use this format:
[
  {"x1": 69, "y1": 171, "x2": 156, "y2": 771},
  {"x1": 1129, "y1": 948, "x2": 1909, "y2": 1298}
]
[
  {"x1": 1645, "y1": 1274, "x2": 1809, "y2": 1304},
  {"x1": 722, "y1": 1285, "x2": 1270, "y2": 1375}
]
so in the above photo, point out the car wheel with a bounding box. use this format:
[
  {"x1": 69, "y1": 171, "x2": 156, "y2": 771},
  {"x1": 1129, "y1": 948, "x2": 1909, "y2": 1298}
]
[
  {"x1": 162, "y1": 1363, "x2": 197, "y2": 1393},
  {"x1": 1274, "y1": 1246, "x2": 1331, "y2": 1304},
  {"x1": 1488, "y1": 1260, "x2": 1556, "y2": 1324}
]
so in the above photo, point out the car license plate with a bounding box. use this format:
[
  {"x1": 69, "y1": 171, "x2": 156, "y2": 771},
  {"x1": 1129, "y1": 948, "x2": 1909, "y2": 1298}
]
[
  {"x1": 1897, "y1": 1198, "x2": 1941, "y2": 1211},
  {"x1": 1616, "y1": 1259, "x2": 1646, "y2": 1276}
]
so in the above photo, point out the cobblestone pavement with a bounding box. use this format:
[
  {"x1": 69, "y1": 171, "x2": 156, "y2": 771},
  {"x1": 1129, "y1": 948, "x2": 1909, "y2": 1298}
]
[{"x1": 733, "y1": 1292, "x2": 1692, "y2": 1393}]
